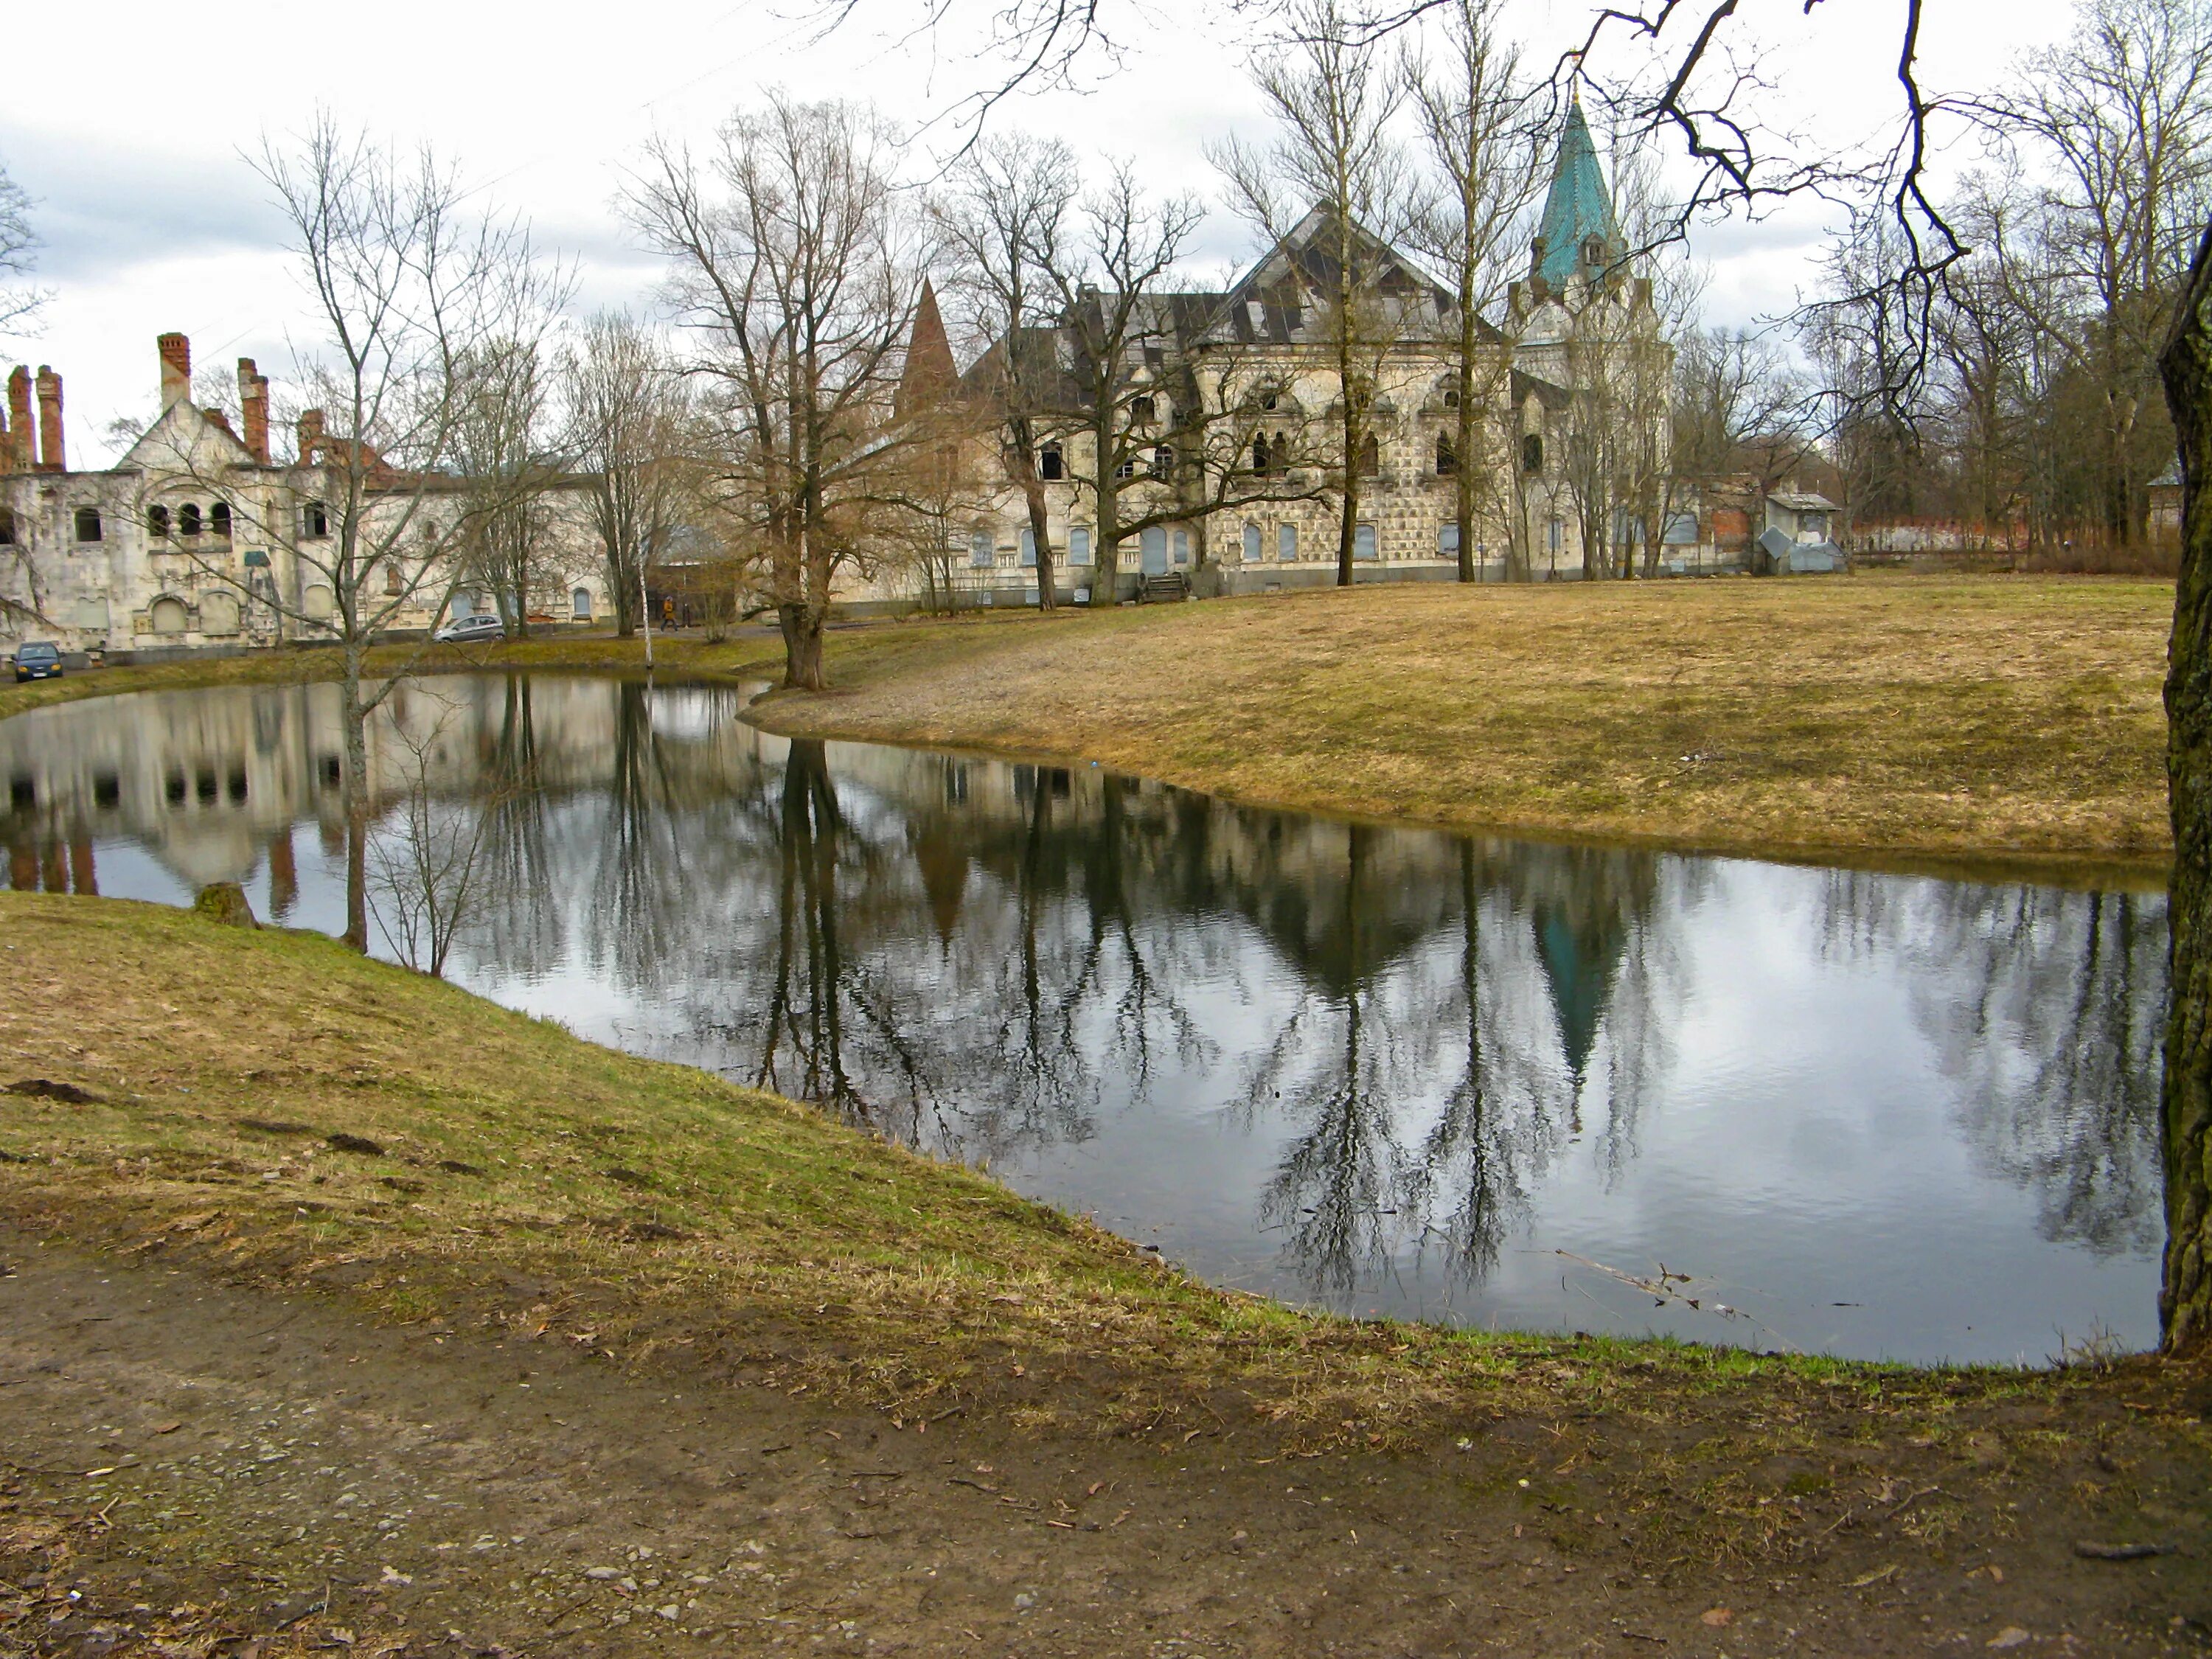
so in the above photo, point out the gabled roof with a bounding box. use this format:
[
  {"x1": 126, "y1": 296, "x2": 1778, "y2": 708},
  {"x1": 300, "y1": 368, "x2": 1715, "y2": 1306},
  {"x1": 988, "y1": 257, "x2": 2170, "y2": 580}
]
[
  {"x1": 1534, "y1": 100, "x2": 1624, "y2": 291},
  {"x1": 114, "y1": 395, "x2": 259, "y2": 476},
  {"x1": 1768, "y1": 490, "x2": 1837, "y2": 512},
  {"x1": 1199, "y1": 204, "x2": 1461, "y2": 348}
]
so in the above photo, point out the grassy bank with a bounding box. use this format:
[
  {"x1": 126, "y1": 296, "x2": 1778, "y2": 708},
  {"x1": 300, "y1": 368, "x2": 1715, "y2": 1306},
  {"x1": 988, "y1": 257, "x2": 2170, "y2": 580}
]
[
  {"x1": 747, "y1": 574, "x2": 2177, "y2": 871},
  {"x1": 4, "y1": 888, "x2": 2211, "y2": 1591},
  {"x1": 3, "y1": 572, "x2": 2172, "y2": 870}
]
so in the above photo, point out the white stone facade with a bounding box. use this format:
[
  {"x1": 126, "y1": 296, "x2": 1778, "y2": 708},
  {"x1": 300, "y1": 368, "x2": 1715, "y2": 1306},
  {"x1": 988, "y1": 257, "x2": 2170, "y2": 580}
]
[{"x1": 0, "y1": 336, "x2": 613, "y2": 657}]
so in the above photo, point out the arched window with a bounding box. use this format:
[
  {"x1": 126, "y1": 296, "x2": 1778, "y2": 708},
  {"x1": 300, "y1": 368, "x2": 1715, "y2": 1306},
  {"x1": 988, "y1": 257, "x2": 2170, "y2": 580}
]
[
  {"x1": 210, "y1": 501, "x2": 232, "y2": 538},
  {"x1": 178, "y1": 504, "x2": 203, "y2": 537},
  {"x1": 148, "y1": 596, "x2": 189, "y2": 634},
  {"x1": 1442, "y1": 386, "x2": 1461, "y2": 409},
  {"x1": 573, "y1": 587, "x2": 593, "y2": 620},
  {"x1": 1251, "y1": 434, "x2": 1273, "y2": 476},
  {"x1": 1278, "y1": 523, "x2": 1298, "y2": 562},
  {"x1": 970, "y1": 530, "x2": 992, "y2": 568},
  {"x1": 146, "y1": 504, "x2": 170, "y2": 538},
  {"x1": 1583, "y1": 235, "x2": 1606, "y2": 268},
  {"x1": 302, "y1": 582, "x2": 336, "y2": 622},
  {"x1": 1242, "y1": 522, "x2": 1261, "y2": 563},
  {"x1": 1019, "y1": 526, "x2": 1037, "y2": 567},
  {"x1": 200, "y1": 591, "x2": 242, "y2": 636},
  {"x1": 1436, "y1": 434, "x2": 1457, "y2": 476},
  {"x1": 74, "y1": 507, "x2": 103, "y2": 543},
  {"x1": 1522, "y1": 434, "x2": 1544, "y2": 474},
  {"x1": 1357, "y1": 435, "x2": 1380, "y2": 477},
  {"x1": 1354, "y1": 523, "x2": 1379, "y2": 560},
  {"x1": 1172, "y1": 529, "x2": 1190, "y2": 565},
  {"x1": 1068, "y1": 527, "x2": 1092, "y2": 566},
  {"x1": 384, "y1": 559, "x2": 405, "y2": 595}
]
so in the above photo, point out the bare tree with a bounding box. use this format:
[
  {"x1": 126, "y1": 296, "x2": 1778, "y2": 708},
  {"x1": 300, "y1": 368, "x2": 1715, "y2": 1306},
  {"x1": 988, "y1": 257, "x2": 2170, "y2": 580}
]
[
  {"x1": 367, "y1": 692, "x2": 525, "y2": 978},
  {"x1": 560, "y1": 311, "x2": 694, "y2": 637},
  {"x1": 153, "y1": 116, "x2": 568, "y2": 950},
  {"x1": 452, "y1": 336, "x2": 566, "y2": 637},
  {"x1": 1406, "y1": 0, "x2": 1543, "y2": 582},
  {"x1": 0, "y1": 153, "x2": 44, "y2": 342},
  {"x1": 630, "y1": 95, "x2": 925, "y2": 688},
  {"x1": 934, "y1": 133, "x2": 1080, "y2": 609},
  {"x1": 1966, "y1": 0, "x2": 2211, "y2": 552},
  {"x1": 1217, "y1": 0, "x2": 1425, "y2": 585},
  {"x1": 1669, "y1": 326, "x2": 1813, "y2": 568}
]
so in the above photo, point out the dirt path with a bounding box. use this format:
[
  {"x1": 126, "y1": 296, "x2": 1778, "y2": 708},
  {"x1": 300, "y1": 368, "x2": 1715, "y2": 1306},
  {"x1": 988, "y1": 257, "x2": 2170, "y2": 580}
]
[{"x1": 2, "y1": 1231, "x2": 2208, "y2": 1658}]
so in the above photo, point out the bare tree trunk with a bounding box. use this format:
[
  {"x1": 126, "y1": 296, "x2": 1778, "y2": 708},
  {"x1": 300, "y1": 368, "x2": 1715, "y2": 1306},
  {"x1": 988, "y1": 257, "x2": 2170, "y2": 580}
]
[
  {"x1": 2160, "y1": 217, "x2": 2212, "y2": 1353},
  {"x1": 780, "y1": 601, "x2": 827, "y2": 691},
  {"x1": 1023, "y1": 476, "x2": 1057, "y2": 610},
  {"x1": 340, "y1": 643, "x2": 372, "y2": 952}
]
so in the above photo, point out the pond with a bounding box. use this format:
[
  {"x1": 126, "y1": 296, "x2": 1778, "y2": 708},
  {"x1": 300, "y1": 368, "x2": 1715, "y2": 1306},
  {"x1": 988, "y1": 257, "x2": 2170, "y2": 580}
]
[{"x1": 0, "y1": 673, "x2": 2168, "y2": 1365}]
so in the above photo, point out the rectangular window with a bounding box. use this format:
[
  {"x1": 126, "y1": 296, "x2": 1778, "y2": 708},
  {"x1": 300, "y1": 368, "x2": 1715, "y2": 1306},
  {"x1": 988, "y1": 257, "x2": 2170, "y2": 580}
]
[
  {"x1": 1020, "y1": 527, "x2": 1037, "y2": 568},
  {"x1": 1355, "y1": 524, "x2": 1378, "y2": 560},
  {"x1": 1069, "y1": 527, "x2": 1092, "y2": 566},
  {"x1": 1279, "y1": 524, "x2": 1297, "y2": 562},
  {"x1": 1242, "y1": 523, "x2": 1261, "y2": 563},
  {"x1": 970, "y1": 531, "x2": 992, "y2": 568},
  {"x1": 1439, "y1": 524, "x2": 1459, "y2": 557},
  {"x1": 1039, "y1": 445, "x2": 1064, "y2": 481},
  {"x1": 1172, "y1": 529, "x2": 1189, "y2": 565},
  {"x1": 302, "y1": 501, "x2": 330, "y2": 539},
  {"x1": 1548, "y1": 519, "x2": 1563, "y2": 554}
]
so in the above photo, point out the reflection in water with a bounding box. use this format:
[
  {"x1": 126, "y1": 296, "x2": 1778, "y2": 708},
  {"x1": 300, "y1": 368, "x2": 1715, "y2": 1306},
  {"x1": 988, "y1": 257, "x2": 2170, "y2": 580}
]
[{"x1": 0, "y1": 675, "x2": 2169, "y2": 1363}]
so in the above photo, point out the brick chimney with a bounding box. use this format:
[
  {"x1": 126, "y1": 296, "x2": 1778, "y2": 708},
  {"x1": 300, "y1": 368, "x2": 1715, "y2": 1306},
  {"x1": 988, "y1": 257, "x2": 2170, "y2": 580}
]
[
  {"x1": 5, "y1": 368, "x2": 29, "y2": 474},
  {"x1": 296, "y1": 408, "x2": 325, "y2": 465},
  {"x1": 158, "y1": 333, "x2": 192, "y2": 408},
  {"x1": 34, "y1": 366, "x2": 63, "y2": 473},
  {"x1": 237, "y1": 358, "x2": 271, "y2": 463}
]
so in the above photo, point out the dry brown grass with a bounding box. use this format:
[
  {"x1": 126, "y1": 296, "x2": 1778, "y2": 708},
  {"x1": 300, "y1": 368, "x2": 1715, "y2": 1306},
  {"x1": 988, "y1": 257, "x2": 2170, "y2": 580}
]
[{"x1": 754, "y1": 574, "x2": 2174, "y2": 870}]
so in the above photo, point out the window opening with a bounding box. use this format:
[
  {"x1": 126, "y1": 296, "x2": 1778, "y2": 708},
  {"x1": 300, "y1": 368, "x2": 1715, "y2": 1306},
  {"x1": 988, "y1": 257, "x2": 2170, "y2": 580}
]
[
  {"x1": 1521, "y1": 434, "x2": 1543, "y2": 474},
  {"x1": 1355, "y1": 524, "x2": 1378, "y2": 560},
  {"x1": 210, "y1": 502, "x2": 232, "y2": 538},
  {"x1": 146, "y1": 504, "x2": 170, "y2": 538},
  {"x1": 1068, "y1": 527, "x2": 1092, "y2": 566},
  {"x1": 1279, "y1": 523, "x2": 1298, "y2": 561},
  {"x1": 302, "y1": 501, "x2": 330, "y2": 539},
  {"x1": 178, "y1": 504, "x2": 203, "y2": 537},
  {"x1": 74, "y1": 507, "x2": 102, "y2": 543},
  {"x1": 1038, "y1": 444, "x2": 1064, "y2": 481},
  {"x1": 1436, "y1": 434, "x2": 1457, "y2": 475},
  {"x1": 1357, "y1": 435, "x2": 1380, "y2": 476}
]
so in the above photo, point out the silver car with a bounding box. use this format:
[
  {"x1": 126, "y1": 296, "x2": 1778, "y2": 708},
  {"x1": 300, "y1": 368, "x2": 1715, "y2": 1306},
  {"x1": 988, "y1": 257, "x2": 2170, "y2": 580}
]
[{"x1": 434, "y1": 613, "x2": 507, "y2": 644}]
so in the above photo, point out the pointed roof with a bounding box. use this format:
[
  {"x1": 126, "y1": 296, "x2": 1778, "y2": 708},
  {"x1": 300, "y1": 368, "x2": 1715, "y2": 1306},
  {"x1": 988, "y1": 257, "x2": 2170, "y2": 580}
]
[
  {"x1": 1533, "y1": 98, "x2": 1623, "y2": 291},
  {"x1": 896, "y1": 279, "x2": 960, "y2": 422}
]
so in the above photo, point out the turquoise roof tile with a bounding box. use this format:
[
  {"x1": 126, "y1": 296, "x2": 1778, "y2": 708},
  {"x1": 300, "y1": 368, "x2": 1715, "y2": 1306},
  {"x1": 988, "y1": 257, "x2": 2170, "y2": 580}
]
[{"x1": 1534, "y1": 101, "x2": 1621, "y2": 290}]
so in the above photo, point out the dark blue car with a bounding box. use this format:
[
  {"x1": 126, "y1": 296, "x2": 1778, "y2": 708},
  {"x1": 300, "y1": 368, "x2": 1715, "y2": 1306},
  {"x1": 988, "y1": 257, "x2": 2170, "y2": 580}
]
[{"x1": 11, "y1": 642, "x2": 61, "y2": 683}]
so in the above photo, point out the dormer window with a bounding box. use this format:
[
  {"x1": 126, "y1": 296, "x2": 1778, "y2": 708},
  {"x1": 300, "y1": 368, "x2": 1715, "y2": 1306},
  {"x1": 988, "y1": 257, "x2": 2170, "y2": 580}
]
[
  {"x1": 1261, "y1": 391, "x2": 1280, "y2": 412},
  {"x1": 1129, "y1": 395, "x2": 1156, "y2": 426},
  {"x1": 178, "y1": 504, "x2": 203, "y2": 538},
  {"x1": 1582, "y1": 235, "x2": 1605, "y2": 268},
  {"x1": 147, "y1": 504, "x2": 170, "y2": 538},
  {"x1": 1442, "y1": 387, "x2": 1461, "y2": 409}
]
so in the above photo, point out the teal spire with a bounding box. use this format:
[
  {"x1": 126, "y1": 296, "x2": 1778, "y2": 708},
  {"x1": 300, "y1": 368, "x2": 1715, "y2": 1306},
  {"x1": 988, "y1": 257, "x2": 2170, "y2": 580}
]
[{"x1": 1533, "y1": 97, "x2": 1622, "y2": 291}]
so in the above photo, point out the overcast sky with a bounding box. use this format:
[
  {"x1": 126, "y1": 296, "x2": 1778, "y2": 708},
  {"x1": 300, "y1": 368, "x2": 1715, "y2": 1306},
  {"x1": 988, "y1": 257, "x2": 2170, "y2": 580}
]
[{"x1": 2, "y1": 0, "x2": 2076, "y2": 467}]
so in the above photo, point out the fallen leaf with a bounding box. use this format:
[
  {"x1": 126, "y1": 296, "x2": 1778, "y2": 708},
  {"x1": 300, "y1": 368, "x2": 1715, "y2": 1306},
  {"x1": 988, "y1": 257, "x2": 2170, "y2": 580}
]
[
  {"x1": 151, "y1": 1422, "x2": 182, "y2": 1436},
  {"x1": 1701, "y1": 1608, "x2": 1733, "y2": 1627},
  {"x1": 1849, "y1": 1564, "x2": 1899, "y2": 1589},
  {"x1": 1988, "y1": 1630, "x2": 2032, "y2": 1650}
]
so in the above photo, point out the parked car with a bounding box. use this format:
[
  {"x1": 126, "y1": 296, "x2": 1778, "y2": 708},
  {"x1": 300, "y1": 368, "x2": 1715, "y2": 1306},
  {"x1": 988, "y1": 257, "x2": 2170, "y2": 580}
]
[
  {"x1": 433, "y1": 614, "x2": 507, "y2": 644},
  {"x1": 11, "y1": 641, "x2": 62, "y2": 683}
]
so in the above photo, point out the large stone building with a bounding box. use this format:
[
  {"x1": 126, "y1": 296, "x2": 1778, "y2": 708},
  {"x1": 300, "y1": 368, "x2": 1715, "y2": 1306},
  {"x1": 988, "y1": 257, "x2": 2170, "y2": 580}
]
[
  {"x1": 0, "y1": 334, "x2": 613, "y2": 658},
  {"x1": 924, "y1": 97, "x2": 1665, "y2": 605}
]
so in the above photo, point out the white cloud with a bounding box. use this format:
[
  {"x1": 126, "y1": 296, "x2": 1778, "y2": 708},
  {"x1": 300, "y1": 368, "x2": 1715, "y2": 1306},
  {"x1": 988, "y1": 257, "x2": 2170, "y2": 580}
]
[{"x1": 1, "y1": 0, "x2": 2080, "y2": 465}]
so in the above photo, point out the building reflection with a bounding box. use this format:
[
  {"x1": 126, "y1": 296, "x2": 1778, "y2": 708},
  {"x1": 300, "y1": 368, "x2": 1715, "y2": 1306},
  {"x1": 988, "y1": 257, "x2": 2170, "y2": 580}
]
[{"x1": 0, "y1": 677, "x2": 2168, "y2": 1315}]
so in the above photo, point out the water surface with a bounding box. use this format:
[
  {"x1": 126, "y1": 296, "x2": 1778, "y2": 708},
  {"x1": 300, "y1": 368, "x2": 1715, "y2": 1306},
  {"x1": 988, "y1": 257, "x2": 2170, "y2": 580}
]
[{"x1": 0, "y1": 674, "x2": 2167, "y2": 1364}]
